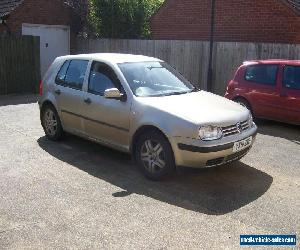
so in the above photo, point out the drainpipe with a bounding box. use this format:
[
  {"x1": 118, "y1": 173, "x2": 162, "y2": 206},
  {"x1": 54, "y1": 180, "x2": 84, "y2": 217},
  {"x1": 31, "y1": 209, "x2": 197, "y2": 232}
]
[{"x1": 207, "y1": 0, "x2": 216, "y2": 92}]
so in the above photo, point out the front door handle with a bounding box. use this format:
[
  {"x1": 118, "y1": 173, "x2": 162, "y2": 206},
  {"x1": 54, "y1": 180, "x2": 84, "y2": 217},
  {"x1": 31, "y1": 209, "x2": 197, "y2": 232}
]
[
  {"x1": 54, "y1": 89, "x2": 61, "y2": 95},
  {"x1": 280, "y1": 93, "x2": 287, "y2": 97},
  {"x1": 84, "y1": 98, "x2": 92, "y2": 104}
]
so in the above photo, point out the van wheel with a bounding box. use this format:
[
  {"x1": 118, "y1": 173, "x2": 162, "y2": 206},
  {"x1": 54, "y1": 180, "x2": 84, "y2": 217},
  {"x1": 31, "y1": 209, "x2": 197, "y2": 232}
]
[
  {"x1": 41, "y1": 105, "x2": 64, "y2": 141},
  {"x1": 135, "y1": 131, "x2": 175, "y2": 181}
]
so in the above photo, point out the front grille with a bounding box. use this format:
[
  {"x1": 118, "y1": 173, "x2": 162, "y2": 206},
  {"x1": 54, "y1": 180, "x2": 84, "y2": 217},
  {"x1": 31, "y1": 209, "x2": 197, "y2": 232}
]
[
  {"x1": 226, "y1": 148, "x2": 250, "y2": 162},
  {"x1": 222, "y1": 120, "x2": 250, "y2": 137},
  {"x1": 206, "y1": 148, "x2": 250, "y2": 167}
]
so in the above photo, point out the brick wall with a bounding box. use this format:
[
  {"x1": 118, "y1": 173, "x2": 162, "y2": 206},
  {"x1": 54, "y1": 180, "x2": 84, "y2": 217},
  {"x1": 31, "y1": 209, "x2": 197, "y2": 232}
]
[
  {"x1": 0, "y1": 0, "x2": 77, "y2": 51},
  {"x1": 150, "y1": 0, "x2": 300, "y2": 44}
]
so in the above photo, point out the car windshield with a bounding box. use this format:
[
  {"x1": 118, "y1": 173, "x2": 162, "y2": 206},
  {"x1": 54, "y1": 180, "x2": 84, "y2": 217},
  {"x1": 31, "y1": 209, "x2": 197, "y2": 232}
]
[{"x1": 118, "y1": 61, "x2": 197, "y2": 97}]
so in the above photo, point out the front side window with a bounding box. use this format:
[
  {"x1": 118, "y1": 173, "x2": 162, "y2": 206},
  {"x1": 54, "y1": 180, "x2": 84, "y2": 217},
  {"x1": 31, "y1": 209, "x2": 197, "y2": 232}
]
[
  {"x1": 283, "y1": 65, "x2": 300, "y2": 90},
  {"x1": 245, "y1": 65, "x2": 278, "y2": 86},
  {"x1": 56, "y1": 60, "x2": 88, "y2": 90},
  {"x1": 118, "y1": 61, "x2": 196, "y2": 97},
  {"x1": 88, "y1": 62, "x2": 119, "y2": 95}
]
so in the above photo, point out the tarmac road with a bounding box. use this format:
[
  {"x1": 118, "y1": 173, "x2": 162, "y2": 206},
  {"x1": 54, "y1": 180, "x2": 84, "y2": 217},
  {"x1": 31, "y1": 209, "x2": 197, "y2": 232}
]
[{"x1": 0, "y1": 95, "x2": 299, "y2": 249}]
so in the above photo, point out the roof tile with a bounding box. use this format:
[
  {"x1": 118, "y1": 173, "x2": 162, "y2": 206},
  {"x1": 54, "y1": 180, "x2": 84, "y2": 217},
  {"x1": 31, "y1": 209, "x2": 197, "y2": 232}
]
[
  {"x1": 0, "y1": 0, "x2": 23, "y2": 18},
  {"x1": 284, "y1": 0, "x2": 300, "y2": 13}
]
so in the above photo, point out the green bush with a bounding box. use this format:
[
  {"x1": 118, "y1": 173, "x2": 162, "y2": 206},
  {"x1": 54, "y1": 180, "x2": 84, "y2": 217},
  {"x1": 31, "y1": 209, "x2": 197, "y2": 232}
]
[{"x1": 88, "y1": 0, "x2": 163, "y2": 38}]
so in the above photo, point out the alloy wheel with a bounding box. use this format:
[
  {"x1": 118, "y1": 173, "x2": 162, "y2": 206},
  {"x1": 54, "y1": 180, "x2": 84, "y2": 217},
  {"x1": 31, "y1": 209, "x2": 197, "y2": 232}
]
[
  {"x1": 140, "y1": 139, "x2": 166, "y2": 173},
  {"x1": 44, "y1": 109, "x2": 58, "y2": 136}
]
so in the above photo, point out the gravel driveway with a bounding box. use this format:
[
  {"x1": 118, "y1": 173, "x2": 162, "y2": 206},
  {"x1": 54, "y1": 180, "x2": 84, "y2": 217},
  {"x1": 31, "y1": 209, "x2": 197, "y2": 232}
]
[{"x1": 0, "y1": 95, "x2": 299, "y2": 249}]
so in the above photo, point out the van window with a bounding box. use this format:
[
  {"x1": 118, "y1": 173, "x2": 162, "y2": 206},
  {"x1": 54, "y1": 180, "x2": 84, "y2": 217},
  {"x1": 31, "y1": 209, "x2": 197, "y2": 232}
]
[
  {"x1": 56, "y1": 60, "x2": 89, "y2": 90},
  {"x1": 283, "y1": 65, "x2": 300, "y2": 90},
  {"x1": 245, "y1": 65, "x2": 278, "y2": 86}
]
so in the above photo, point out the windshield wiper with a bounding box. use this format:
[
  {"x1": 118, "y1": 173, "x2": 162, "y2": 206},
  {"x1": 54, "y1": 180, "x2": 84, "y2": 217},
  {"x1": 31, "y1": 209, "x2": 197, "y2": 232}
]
[
  {"x1": 165, "y1": 87, "x2": 200, "y2": 96},
  {"x1": 147, "y1": 66, "x2": 164, "y2": 70},
  {"x1": 161, "y1": 91, "x2": 191, "y2": 96}
]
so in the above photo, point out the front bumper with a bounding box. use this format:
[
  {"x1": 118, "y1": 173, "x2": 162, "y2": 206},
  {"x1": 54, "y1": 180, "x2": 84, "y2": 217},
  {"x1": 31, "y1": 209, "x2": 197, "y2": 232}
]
[{"x1": 170, "y1": 124, "x2": 257, "y2": 168}]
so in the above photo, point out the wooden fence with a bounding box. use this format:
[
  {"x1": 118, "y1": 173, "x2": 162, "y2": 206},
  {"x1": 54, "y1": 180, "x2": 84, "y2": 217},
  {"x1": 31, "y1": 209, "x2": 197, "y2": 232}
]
[
  {"x1": 0, "y1": 36, "x2": 40, "y2": 95},
  {"x1": 76, "y1": 39, "x2": 300, "y2": 95}
]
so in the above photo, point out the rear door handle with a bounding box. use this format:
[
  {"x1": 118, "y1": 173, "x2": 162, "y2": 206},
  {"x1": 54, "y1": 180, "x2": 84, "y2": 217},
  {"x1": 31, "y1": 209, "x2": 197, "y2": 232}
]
[
  {"x1": 280, "y1": 93, "x2": 287, "y2": 97},
  {"x1": 54, "y1": 89, "x2": 61, "y2": 95},
  {"x1": 84, "y1": 98, "x2": 92, "y2": 104}
]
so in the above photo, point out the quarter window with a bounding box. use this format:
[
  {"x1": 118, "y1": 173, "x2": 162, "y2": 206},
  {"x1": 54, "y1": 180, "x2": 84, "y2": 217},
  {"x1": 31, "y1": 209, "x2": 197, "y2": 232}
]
[
  {"x1": 283, "y1": 65, "x2": 300, "y2": 90},
  {"x1": 245, "y1": 65, "x2": 278, "y2": 86},
  {"x1": 56, "y1": 60, "x2": 70, "y2": 85},
  {"x1": 55, "y1": 60, "x2": 89, "y2": 90},
  {"x1": 88, "y1": 62, "x2": 120, "y2": 95}
]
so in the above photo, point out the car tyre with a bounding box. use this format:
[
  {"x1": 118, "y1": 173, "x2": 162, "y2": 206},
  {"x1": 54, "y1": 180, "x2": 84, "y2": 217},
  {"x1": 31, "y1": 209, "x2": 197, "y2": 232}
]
[
  {"x1": 41, "y1": 105, "x2": 64, "y2": 141},
  {"x1": 135, "y1": 130, "x2": 175, "y2": 181}
]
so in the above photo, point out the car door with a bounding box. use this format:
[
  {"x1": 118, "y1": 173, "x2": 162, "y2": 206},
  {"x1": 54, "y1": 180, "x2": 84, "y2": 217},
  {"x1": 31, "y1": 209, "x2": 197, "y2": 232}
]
[
  {"x1": 82, "y1": 61, "x2": 131, "y2": 150},
  {"x1": 244, "y1": 64, "x2": 282, "y2": 120},
  {"x1": 280, "y1": 65, "x2": 300, "y2": 124},
  {"x1": 54, "y1": 59, "x2": 89, "y2": 134}
]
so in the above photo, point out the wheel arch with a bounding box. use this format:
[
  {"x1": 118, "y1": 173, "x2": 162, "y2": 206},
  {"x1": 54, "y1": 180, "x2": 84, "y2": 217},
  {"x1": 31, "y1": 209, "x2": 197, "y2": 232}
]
[
  {"x1": 41, "y1": 99, "x2": 56, "y2": 109},
  {"x1": 233, "y1": 95, "x2": 253, "y2": 113},
  {"x1": 130, "y1": 125, "x2": 173, "y2": 156},
  {"x1": 39, "y1": 99, "x2": 61, "y2": 127},
  {"x1": 233, "y1": 95, "x2": 248, "y2": 102},
  {"x1": 40, "y1": 100, "x2": 57, "y2": 116},
  {"x1": 232, "y1": 95, "x2": 256, "y2": 117}
]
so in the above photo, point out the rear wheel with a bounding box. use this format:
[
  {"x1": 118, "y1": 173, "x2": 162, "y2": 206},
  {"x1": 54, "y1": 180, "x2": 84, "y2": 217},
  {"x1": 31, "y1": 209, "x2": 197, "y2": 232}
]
[
  {"x1": 135, "y1": 130, "x2": 175, "y2": 181},
  {"x1": 41, "y1": 105, "x2": 64, "y2": 141}
]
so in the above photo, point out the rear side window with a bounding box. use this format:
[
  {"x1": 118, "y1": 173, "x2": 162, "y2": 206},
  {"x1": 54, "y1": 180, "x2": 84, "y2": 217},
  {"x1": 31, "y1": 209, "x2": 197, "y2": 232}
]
[
  {"x1": 245, "y1": 65, "x2": 278, "y2": 86},
  {"x1": 283, "y1": 65, "x2": 300, "y2": 90},
  {"x1": 55, "y1": 60, "x2": 89, "y2": 90}
]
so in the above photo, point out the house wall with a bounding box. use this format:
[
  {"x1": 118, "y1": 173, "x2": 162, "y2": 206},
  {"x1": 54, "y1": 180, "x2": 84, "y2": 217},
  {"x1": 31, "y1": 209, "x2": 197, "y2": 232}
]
[
  {"x1": 150, "y1": 0, "x2": 300, "y2": 44},
  {"x1": 0, "y1": 0, "x2": 77, "y2": 52}
]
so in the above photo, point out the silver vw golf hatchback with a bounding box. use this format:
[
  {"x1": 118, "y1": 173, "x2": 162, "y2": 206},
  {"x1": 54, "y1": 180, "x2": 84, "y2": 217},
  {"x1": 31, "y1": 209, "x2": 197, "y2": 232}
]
[{"x1": 39, "y1": 53, "x2": 257, "y2": 180}]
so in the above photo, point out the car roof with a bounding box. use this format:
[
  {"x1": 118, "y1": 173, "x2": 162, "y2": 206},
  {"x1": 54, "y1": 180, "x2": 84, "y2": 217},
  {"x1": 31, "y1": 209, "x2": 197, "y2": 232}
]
[
  {"x1": 243, "y1": 59, "x2": 300, "y2": 66},
  {"x1": 57, "y1": 53, "x2": 163, "y2": 64}
]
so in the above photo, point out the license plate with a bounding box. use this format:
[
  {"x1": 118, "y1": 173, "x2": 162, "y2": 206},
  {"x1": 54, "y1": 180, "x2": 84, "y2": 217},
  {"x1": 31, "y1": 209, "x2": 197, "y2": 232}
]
[{"x1": 233, "y1": 137, "x2": 252, "y2": 153}]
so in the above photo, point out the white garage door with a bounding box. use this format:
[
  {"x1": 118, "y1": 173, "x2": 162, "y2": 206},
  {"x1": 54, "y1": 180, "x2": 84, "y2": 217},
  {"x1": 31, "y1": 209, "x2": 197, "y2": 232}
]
[{"x1": 22, "y1": 23, "x2": 70, "y2": 77}]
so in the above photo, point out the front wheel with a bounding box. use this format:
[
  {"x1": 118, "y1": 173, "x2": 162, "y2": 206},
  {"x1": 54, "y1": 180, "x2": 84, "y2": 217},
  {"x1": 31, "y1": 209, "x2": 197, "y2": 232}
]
[
  {"x1": 135, "y1": 131, "x2": 175, "y2": 181},
  {"x1": 41, "y1": 105, "x2": 64, "y2": 141}
]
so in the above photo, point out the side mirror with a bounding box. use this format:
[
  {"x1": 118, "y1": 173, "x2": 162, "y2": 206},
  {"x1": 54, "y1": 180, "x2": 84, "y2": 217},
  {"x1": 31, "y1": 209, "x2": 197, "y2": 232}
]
[{"x1": 104, "y1": 88, "x2": 123, "y2": 100}]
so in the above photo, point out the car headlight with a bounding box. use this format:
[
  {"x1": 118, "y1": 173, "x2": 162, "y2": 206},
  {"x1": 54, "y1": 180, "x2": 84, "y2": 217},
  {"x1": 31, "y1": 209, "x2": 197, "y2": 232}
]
[{"x1": 199, "y1": 126, "x2": 223, "y2": 141}]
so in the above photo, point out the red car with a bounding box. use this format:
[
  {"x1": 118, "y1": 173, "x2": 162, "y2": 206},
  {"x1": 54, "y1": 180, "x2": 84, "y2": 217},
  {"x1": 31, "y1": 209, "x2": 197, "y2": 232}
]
[{"x1": 225, "y1": 60, "x2": 300, "y2": 125}]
